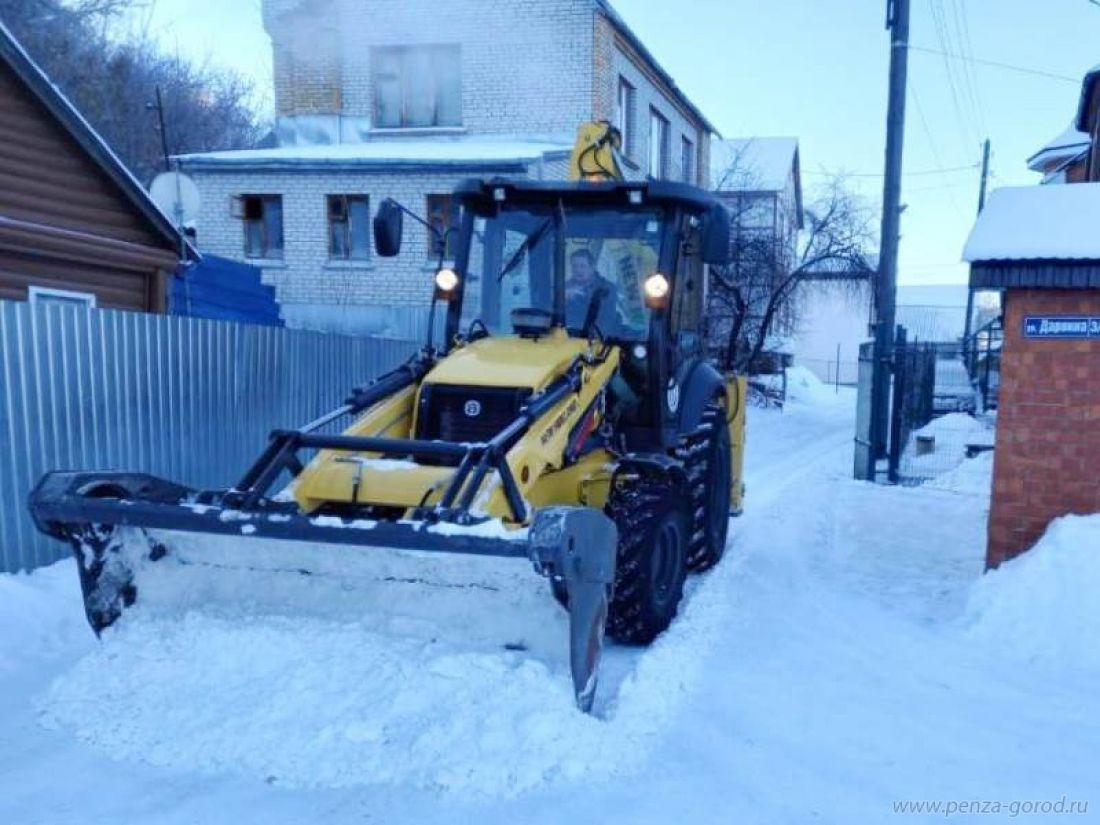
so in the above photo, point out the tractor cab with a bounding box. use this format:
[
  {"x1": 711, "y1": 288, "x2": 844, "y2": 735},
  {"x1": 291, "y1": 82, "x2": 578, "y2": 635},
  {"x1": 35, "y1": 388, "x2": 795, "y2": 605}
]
[{"x1": 374, "y1": 178, "x2": 731, "y2": 449}]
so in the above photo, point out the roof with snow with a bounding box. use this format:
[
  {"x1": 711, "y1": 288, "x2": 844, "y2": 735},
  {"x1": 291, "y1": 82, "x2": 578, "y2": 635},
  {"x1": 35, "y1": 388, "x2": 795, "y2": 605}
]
[
  {"x1": 966, "y1": 184, "x2": 1100, "y2": 290},
  {"x1": 177, "y1": 139, "x2": 574, "y2": 173},
  {"x1": 1026, "y1": 123, "x2": 1090, "y2": 173},
  {"x1": 710, "y1": 138, "x2": 799, "y2": 192},
  {"x1": 964, "y1": 185, "x2": 1100, "y2": 262},
  {"x1": 0, "y1": 22, "x2": 195, "y2": 258}
]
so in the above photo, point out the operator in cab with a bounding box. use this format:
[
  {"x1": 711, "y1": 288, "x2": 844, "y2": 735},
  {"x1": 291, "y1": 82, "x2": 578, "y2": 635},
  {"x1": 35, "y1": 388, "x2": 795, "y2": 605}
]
[{"x1": 565, "y1": 248, "x2": 621, "y2": 335}]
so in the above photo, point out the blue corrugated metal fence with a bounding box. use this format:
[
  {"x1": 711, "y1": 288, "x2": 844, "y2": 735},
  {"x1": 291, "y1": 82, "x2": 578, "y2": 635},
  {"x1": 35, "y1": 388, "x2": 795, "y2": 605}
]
[{"x1": 0, "y1": 300, "x2": 418, "y2": 572}]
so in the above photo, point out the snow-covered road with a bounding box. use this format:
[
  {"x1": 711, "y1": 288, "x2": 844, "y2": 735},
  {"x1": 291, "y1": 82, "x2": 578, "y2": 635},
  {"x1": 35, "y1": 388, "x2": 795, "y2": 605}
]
[{"x1": 2, "y1": 387, "x2": 1097, "y2": 824}]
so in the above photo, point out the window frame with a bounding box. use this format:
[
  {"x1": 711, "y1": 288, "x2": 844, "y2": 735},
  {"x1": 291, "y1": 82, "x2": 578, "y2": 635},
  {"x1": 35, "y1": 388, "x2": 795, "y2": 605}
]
[
  {"x1": 372, "y1": 44, "x2": 462, "y2": 130},
  {"x1": 326, "y1": 194, "x2": 372, "y2": 262},
  {"x1": 28, "y1": 285, "x2": 96, "y2": 309},
  {"x1": 649, "y1": 108, "x2": 670, "y2": 179},
  {"x1": 239, "y1": 194, "x2": 284, "y2": 261},
  {"x1": 425, "y1": 194, "x2": 458, "y2": 258},
  {"x1": 616, "y1": 77, "x2": 636, "y2": 158},
  {"x1": 681, "y1": 136, "x2": 695, "y2": 184}
]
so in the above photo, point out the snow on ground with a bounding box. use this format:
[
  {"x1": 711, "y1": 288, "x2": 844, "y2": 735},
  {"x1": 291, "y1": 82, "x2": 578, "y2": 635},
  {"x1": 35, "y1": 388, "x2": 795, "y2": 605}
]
[
  {"x1": 968, "y1": 514, "x2": 1100, "y2": 673},
  {"x1": 900, "y1": 412, "x2": 995, "y2": 481},
  {"x1": 2, "y1": 388, "x2": 1098, "y2": 824}
]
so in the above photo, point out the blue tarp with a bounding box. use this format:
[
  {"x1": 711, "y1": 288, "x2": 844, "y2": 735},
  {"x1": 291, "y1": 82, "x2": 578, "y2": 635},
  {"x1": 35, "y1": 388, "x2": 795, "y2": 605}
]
[{"x1": 170, "y1": 255, "x2": 283, "y2": 327}]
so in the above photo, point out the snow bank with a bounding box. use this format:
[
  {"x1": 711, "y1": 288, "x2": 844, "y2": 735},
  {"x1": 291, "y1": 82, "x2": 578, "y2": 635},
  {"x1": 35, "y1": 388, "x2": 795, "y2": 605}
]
[
  {"x1": 784, "y1": 365, "x2": 840, "y2": 405},
  {"x1": 923, "y1": 449, "x2": 994, "y2": 495},
  {"x1": 967, "y1": 514, "x2": 1100, "y2": 671},
  {"x1": 0, "y1": 561, "x2": 89, "y2": 672},
  {"x1": 40, "y1": 614, "x2": 611, "y2": 795},
  {"x1": 35, "y1": 529, "x2": 735, "y2": 797}
]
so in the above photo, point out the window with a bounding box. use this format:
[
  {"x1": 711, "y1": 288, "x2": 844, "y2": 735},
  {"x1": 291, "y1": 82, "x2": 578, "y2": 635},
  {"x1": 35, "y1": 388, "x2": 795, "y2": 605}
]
[
  {"x1": 681, "y1": 137, "x2": 695, "y2": 184},
  {"x1": 426, "y1": 194, "x2": 457, "y2": 258},
  {"x1": 468, "y1": 205, "x2": 664, "y2": 342},
  {"x1": 327, "y1": 195, "x2": 371, "y2": 261},
  {"x1": 616, "y1": 77, "x2": 636, "y2": 157},
  {"x1": 649, "y1": 108, "x2": 670, "y2": 179},
  {"x1": 373, "y1": 45, "x2": 462, "y2": 129},
  {"x1": 28, "y1": 285, "x2": 96, "y2": 309},
  {"x1": 237, "y1": 195, "x2": 284, "y2": 260}
]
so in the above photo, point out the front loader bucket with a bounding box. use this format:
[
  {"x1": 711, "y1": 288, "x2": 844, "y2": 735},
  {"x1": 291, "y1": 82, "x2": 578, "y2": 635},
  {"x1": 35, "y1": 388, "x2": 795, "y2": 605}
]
[{"x1": 29, "y1": 471, "x2": 617, "y2": 713}]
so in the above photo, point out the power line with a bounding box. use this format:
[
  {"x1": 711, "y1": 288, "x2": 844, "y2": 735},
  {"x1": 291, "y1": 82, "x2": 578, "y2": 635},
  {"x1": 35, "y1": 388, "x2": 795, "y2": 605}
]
[
  {"x1": 908, "y1": 78, "x2": 965, "y2": 217},
  {"x1": 950, "y1": 0, "x2": 990, "y2": 138},
  {"x1": 906, "y1": 179, "x2": 979, "y2": 194},
  {"x1": 928, "y1": 0, "x2": 979, "y2": 152},
  {"x1": 910, "y1": 45, "x2": 1081, "y2": 83}
]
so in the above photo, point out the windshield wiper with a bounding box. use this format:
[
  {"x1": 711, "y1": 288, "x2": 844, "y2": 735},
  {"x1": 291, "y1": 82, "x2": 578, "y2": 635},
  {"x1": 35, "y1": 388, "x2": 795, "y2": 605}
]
[{"x1": 498, "y1": 217, "x2": 553, "y2": 282}]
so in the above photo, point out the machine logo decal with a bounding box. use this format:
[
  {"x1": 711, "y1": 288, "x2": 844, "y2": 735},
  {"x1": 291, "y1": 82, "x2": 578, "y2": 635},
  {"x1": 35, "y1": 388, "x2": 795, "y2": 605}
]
[
  {"x1": 464, "y1": 400, "x2": 482, "y2": 418},
  {"x1": 541, "y1": 398, "x2": 580, "y2": 445}
]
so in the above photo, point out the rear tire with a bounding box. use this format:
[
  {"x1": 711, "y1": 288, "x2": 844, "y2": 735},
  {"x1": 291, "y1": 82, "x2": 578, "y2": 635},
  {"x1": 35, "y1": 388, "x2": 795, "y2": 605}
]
[
  {"x1": 684, "y1": 403, "x2": 732, "y2": 571},
  {"x1": 604, "y1": 477, "x2": 690, "y2": 645}
]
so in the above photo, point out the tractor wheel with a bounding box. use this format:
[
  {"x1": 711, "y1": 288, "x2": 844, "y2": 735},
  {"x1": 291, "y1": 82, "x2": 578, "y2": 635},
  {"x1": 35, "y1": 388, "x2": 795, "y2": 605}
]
[
  {"x1": 682, "y1": 403, "x2": 732, "y2": 572},
  {"x1": 604, "y1": 477, "x2": 690, "y2": 645}
]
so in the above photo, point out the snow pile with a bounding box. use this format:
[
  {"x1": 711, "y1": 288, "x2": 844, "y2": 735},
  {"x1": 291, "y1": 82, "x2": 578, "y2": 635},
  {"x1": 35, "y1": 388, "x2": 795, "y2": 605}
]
[
  {"x1": 40, "y1": 613, "x2": 610, "y2": 794},
  {"x1": 924, "y1": 449, "x2": 994, "y2": 495},
  {"x1": 36, "y1": 529, "x2": 736, "y2": 797},
  {"x1": 967, "y1": 514, "x2": 1100, "y2": 671},
  {"x1": 784, "y1": 365, "x2": 839, "y2": 405},
  {"x1": 0, "y1": 562, "x2": 89, "y2": 673}
]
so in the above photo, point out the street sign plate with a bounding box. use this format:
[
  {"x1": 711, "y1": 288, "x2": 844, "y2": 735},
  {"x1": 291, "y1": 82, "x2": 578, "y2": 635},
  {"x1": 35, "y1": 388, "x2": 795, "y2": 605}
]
[{"x1": 1022, "y1": 316, "x2": 1100, "y2": 339}]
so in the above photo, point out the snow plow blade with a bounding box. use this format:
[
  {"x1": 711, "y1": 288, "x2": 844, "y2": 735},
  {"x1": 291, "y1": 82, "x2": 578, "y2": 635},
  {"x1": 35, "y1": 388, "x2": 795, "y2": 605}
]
[{"x1": 28, "y1": 471, "x2": 617, "y2": 713}]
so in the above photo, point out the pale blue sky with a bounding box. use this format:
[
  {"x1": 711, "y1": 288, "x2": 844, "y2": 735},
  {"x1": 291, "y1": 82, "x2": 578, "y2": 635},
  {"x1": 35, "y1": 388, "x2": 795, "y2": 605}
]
[{"x1": 131, "y1": 0, "x2": 1099, "y2": 286}]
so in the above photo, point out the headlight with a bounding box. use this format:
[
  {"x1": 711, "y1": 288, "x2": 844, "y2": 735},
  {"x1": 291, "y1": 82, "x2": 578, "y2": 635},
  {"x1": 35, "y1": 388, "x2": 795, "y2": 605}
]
[
  {"x1": 435, "y1": 268, "x2": 460, "y2": 294},
  {"x1": 644, "y1": 273, "x2": 670, "y2": 308}
]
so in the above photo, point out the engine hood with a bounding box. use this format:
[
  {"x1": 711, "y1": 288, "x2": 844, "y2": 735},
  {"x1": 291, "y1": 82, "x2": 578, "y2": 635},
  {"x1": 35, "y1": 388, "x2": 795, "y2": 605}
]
[{"x1": 425, "y1": 331, "x2": 594, "y2": 390}]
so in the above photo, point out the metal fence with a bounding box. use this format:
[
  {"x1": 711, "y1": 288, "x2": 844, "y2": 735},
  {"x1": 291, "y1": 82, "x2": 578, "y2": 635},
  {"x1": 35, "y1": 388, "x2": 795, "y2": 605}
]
[
  {"x1": 887, "y1": 331, "x2": 996, "y2": 484},
  {"x1": 854, "y1": 327, "x2": 999, "y2": 484},
  {"x1": 0, "y1": 300, "x2": 418, "y2": 573}
]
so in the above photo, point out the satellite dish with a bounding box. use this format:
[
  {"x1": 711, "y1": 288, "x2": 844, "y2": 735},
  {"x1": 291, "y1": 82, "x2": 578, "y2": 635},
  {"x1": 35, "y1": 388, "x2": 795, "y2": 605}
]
[{"x1": 150, "y1": 171, "x2": 201, "y2": 227}]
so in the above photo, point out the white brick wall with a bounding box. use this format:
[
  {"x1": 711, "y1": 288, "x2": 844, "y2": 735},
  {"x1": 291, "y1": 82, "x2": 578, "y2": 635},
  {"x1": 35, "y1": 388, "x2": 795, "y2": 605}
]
[
  {"x1": 184, "y1": 0, "x2": 714, "y2": 335},
  {"x1": 268, "y1": 0, "x2": 598, "y2": 142},
  {"x1": 603, "y1": 32, "x2": 707, "y2": 185},
  {"x1": 184, "y1": 166, "x2": 528, "y2": 310}
]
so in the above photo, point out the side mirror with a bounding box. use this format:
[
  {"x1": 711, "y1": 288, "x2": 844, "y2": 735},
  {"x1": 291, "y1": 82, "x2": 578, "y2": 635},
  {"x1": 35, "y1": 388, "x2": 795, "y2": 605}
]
[
  {"x1": 700, "y1": 202, "x2": 731, "y2": 266},
  {"x1": 373, "y1": 198, "x2": 404, "y2": 258}
]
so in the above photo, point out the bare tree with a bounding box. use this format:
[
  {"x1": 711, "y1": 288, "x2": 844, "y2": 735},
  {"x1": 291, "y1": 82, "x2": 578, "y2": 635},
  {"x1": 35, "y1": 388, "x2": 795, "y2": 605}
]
[
  {"x1": 708, "y1": 171, "x2": 875, "y2": 374},
  {"x1": 0, "y1": 0, "x2": 262, "y2": 183}
]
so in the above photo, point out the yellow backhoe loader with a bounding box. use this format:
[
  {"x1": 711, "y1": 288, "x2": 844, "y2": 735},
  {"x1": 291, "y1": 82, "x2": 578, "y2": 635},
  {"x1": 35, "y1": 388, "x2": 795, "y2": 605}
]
[{"x1": 29, "y1": 123, "x2": 746, "y2": 712}]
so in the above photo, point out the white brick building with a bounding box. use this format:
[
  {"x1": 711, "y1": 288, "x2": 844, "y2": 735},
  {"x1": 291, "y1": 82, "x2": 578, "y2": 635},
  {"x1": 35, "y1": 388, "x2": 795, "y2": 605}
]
[{"x1": 178, "y1": 0, "x2": 716, "y2": 336}]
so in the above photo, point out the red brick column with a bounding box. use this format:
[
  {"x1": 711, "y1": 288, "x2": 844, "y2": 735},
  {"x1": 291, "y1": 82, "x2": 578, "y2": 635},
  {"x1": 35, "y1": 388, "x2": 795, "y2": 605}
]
[{"x1": 988, "y1": 289, "x2": 1100, "y2": 568}]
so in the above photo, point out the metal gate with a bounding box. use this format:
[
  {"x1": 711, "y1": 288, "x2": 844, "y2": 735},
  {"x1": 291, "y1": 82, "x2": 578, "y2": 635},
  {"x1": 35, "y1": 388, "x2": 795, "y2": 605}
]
[{"x1": 853, "y1": 341, "x2": 876, "y2": 480}]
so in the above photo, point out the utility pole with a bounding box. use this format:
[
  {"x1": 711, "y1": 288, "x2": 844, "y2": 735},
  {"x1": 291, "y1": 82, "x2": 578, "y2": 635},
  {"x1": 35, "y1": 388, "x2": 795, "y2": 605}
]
[
  {"x1": 962, "y1": 139, "x2": 991, "y2": 371},
  {"x1": 976, "y1": 138, "x2": 991, "y2": 213},
  {"x1": 870, "y1": 0, "x2": 911, "y2": 472},
  {"x1": 148, "y1": 86, "x2": 172, "y2": 174}
]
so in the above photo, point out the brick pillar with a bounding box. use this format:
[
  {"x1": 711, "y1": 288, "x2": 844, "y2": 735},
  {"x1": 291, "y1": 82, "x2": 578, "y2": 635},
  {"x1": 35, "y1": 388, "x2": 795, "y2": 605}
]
[{"x1": 987, "y1": 288, "x2": 1100, "y2": 567}]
